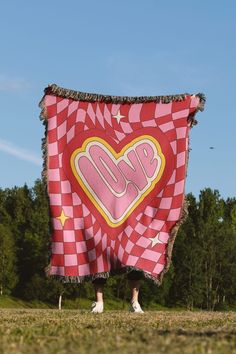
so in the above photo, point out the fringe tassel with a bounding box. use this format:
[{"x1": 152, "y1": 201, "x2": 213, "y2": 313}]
[{"x1": 42, "y1": 83, "x2": 206, "y2": 106}]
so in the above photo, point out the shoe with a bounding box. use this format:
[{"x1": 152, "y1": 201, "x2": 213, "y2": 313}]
[
  {"x1": 91, "y1": 301, "x2": 104, "y2": 313},
  {"x1": 130, "y1": 300, "x2": 144, "y2": 313}
]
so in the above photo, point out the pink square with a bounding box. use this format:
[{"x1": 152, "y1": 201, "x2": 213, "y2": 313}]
[
  {"x1": 74, "y1": 218, "x2": 84, "y2": 230},
  {"x1": 87, "y1": 104, "x2": 96, "y2": 124},
  {"x1": 159, "y1": 197, "x2": 172, "y2": 209},
  {"x1": 136, "y1": 237, "x2": 150, "y2": 248},
  {"x1": 118, "y1": 245, "x2": 124, "y2": 260},
  {"x1": 68, "y1": 101, "x2": 79, "y2": 116},
  {"x1": 159, "y1": 121, "x2": 174, "y2": 133},
  {"x1": 159, "y1": 232, "x2": 169, "y2": 243},
  {"x1": 48, "y1": 116, "x2": 57, "y2": 131},
  {"x1": 144, "y1": 206, "x2": 157, "y2": 217},
  {"x1": 94, "y1": 232, "x2": 101, "y2": 246},
  {"x1": 149, "y1": 219, "x2": 165, "y2": 230},
  {"x1": 142, "y1": 119, "x2": 156, "y2": 127},
  {"x1": 63, "y1": 230, "x2": 75, "y2": 242},
  {"x1": 67, "y1": 126, "x2": 75, "y2": 143},
  {"x1": 170, "y1": 141, "x2": 177, "y2": 154},
  {"x1": 135, "y1": 222, "x2": 147, "y2": 234},
  {"x1": 155, "y1": 102, "x2": 172, "y2": 118},
  {"x1": 52, "y1": 218, "x2": 63, "y2": 230},
  {"x1": 125, "y1": 240, "x2": 134, "y2": 253},
  {"x1": 45, "y1": 95, "x2": 57, "y2": 106},
  {"x1": 65, "y1": 254, "x2": 77, "y2": 266},
  {"x1": 48, "y1": 142, "x2": 58, "y2": 156},
  {"x1": 51, "y1": 266, "x2": 65, "y2": 276},
  {"x1": 48, "y1": 169, "x2": 60, "y2": 181},
  {"x1": 72, "y1": 193, "x2": 81, "y2": 205},
  {"x1": 97, "y1": 254, "x2": 104, "y2": 272},
  {"x1": 78, "y1": 263, "x2": 90, "y2": 276},
  {"x1": 76, "y1": 108, "x2": 86, "y2": 123},
  {"x1": 102, "y1": 234, "x2": 107, "y2": 251},
  {"x1": 120, "y1": 121, "x2": 133, "y2": 133},
  {"x1": 61, "y1": 180, "x2": 71, "y2": 194},
  {"x1": 63, "y1": 206, "x2": 73, "y2": 217},
  {"x1": 167, "y1": 170, "x2": 176, "y2": 185},
  {"x1": 190, "y1": 96, "x2": 199, "y2": 108},
  {"x1": 59, "y1": 153, "x2": 63, "y2": 168},
  {"x1": 103, "y1": 105, "x2": 112, "y2": 124},
  {"x1": 176, "y1": 127, "x2": 187, "y2": 139},
  {"x1": 142, "y1": 249, "x2": 161, "y2": 261},
  {"x1": 127, "y1": 255, "x2": 139, "y2": 266},
  {"x1": 173, "y1": 109, "x2": 189, "y2": 120},
  {"x1": 52, "y1": 242, "x2": 64, "y2": 254},
  {"x1": 174, "y1": 180, "x2": 185, "y2": 196},
  {"x1": 76, "y1": 241, "x2": 87, "y2": 253},
  {"x1": 111, "y1": 104, "x2": 121, "y2": 115},
  {"x1": 88, "y1": 249, "x2": 96, "y2": 262},
  {"x1": 57, "y1": 99, "x2": 69, "y2": 114},
  {"x1": 177, "y1": 152, "x2": 186, "y2": 168},
  {"x1": 129, "y1": 103, "x2": 143, "y2": 122},
  {"x1": 57, "y1": 120, "x2": 67, "y2": 139},
  {"x1": 125, "y1": 225, "x2": 133, "y2": 237},
  {"x1": 49, "y1": 194, "x2": 61, "y2": 206},
  {"x1": 167, "y1": 208, "x2": 181, "y2": 221},
  {"x1": 153, "y1": 263, "x2": 164, "y2": 274}
]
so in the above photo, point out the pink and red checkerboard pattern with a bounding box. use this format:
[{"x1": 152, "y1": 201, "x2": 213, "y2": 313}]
[{"x1": 43, "y1": 94, "x2": 200, "y2": 282}]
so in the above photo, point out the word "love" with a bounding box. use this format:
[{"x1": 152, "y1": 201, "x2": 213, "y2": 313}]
[{"x1": 71, "y1": 136, "x2": 165, "y2": 227}]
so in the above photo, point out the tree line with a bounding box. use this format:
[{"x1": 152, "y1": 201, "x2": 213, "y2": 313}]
[{"x1": 0, "y1": 179, "x2": 235, "y2": 310}]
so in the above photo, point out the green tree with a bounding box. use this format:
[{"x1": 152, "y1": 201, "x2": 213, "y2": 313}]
[{"x1": 0, "y1": 224, "x2": 18, "y2": 295}]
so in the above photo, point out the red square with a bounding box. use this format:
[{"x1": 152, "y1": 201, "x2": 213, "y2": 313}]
[
  {"x1": 51, "y1": 254, "x2": 64, "y2": 266},
  {"x1": 176, "y1": 138, "x2": 187, "y2": 153},
  {"x1": 62, "y1": 193, "x2": 73, "y2": 206},
  {"x1": 171, "y1": 194, "x2": 184, "y2": 209},
  {"x1": 48, "y1": 181, "x2": 61, "y2": 194},
  {"x1": 136, "y1": 258, "x2": 155, "y2": 273},
  {"x1": 65, "y1": 266, "x2": 78, "y2": 276},
  {"x1": 77, "y1": 252, "x2": 89, "y2": 265},
  {"x1": 131, "y1": 244, "x2": 145, "y2": 257},
  {"x1": 48, "y1": 128, "x2": 58, "y2": 143},
  {"x1": 64, "y1": 242, "x2": 76, "y2": 254},
  {"x1": 175, "y1": 166, "x2": 186, "y2": 182},
  {"x1": 52, "y1": 230, "x2": 63, "y2": 242},
  {"x1": 49, "y1": 155, "x2": 60, "y2": 169}
]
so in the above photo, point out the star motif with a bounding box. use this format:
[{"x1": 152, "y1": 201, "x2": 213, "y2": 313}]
[
  {"x1": 56, "y1": 209, "x2": 70, "y2": 227},
  {"x1": 112, "y1": 110, "x2": 125, "y2": 123},
  {"x1": 149, "y1": 233, "x2": 163, "y2": 248}
]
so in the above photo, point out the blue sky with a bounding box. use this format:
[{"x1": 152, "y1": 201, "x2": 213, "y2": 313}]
[{"x1": 0, "y1": 0, "x2": 235, "y2": 199}]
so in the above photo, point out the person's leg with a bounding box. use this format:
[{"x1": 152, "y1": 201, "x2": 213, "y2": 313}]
[
  {"x1": 129, "y1": 279, "x2": 141, "y2": 303},
  {"x1": 91, "y1": 278, "x2": 106, "y2": 313},
  {"x1": 127, "y1": 270, "x2": 144, "y2": 313}
]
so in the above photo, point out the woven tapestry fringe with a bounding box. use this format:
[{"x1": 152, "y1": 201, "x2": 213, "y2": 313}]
[{"x1": 41, "y1": 83, "x2": 206, "y2": 106}]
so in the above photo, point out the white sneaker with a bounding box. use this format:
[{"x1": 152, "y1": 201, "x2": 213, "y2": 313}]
[
  {"x1": 91, "y1": 301, "x2": 104, "y2": 313},
  {"x1": 130, "y1": 300, "x2": 144, "y2": 313}
]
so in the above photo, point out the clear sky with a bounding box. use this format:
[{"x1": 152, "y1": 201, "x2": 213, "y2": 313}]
[{"x1": 0, "y1": 0, "x2": 235, "y2": 199}]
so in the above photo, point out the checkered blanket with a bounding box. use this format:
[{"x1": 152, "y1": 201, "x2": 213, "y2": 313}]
[{"x1": 40, "y1": 85, "x2": 205, "y2": 284}]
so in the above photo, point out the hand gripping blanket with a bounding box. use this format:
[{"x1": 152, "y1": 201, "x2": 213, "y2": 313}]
[{"x1": 39, "y1": 84, "x2": 205, "y2": 284}]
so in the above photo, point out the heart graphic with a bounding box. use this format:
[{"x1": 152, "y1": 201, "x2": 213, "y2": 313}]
[{"x1": 62, "y1": 128, "x2": 174, "y2": 234}]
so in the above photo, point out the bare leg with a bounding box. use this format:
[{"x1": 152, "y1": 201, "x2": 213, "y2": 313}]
[
  {"x1": 128, "y1": 275, "x2": 144, "y2": 313},
  {"x1": 129, "y1": 279, "x2": 141, "y2": 303},
  {"x1": 91, "y1": 279, "x2": 106, "y2": 313},
  {"x1": 94, "y1": 282, "x2": 104, "y2": 303}
]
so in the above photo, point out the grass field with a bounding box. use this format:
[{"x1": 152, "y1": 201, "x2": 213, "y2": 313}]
[{"x1": 0, "y1": 309, "x2": 236, "y2": 354}]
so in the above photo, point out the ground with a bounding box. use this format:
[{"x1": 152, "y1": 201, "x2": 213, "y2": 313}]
[{"x1": 0, "y1": 310, "x2": 236, "y2": 354}]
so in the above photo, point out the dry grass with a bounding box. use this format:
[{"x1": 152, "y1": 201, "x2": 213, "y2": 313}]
[{"x1": 0, "y1": 309, "x2": 236, "y2": 354}]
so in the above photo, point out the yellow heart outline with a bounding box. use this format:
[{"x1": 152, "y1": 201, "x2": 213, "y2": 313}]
[{"x1": 70, "y1": 135, "x2": 165, "y2": 228}]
